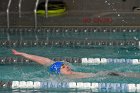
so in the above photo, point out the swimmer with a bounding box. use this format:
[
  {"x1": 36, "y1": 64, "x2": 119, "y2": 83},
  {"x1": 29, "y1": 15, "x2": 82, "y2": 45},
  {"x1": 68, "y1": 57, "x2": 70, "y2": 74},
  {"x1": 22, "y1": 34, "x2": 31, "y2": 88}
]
[{"x1": 12, "y1": 49, "x2": 140, "y2": 79}]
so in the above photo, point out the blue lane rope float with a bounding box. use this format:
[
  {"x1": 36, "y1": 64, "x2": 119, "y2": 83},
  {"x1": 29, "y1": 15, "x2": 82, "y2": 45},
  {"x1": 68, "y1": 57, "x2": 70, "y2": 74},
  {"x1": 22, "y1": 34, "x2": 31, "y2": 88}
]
[
  {"x1": 0, "y1": 57, "x2": 140, "y2": 65},
  {"x1": 0, "y1": 81, "x2": 140, "y2": 92}
]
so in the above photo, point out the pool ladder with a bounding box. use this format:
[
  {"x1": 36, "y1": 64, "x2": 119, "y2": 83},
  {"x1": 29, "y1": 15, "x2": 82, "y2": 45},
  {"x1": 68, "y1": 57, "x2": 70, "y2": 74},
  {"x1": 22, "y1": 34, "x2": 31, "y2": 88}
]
[{"x1": 6, "y1": 0, "x2": 49, "y2": 28}]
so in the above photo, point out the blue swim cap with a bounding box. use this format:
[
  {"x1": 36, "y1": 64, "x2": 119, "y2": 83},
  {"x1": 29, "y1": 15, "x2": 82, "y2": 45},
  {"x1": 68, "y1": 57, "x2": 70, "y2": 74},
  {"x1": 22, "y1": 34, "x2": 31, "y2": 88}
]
[{"x1": 49, "y1": 61, "x2": 63, "y2": 74}]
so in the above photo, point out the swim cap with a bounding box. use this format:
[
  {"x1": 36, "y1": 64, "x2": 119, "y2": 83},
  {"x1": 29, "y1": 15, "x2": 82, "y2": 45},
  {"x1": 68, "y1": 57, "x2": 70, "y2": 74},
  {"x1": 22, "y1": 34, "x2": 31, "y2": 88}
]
[{"x1": 49, "y1": 61, "x2": 63, "y2": 74}]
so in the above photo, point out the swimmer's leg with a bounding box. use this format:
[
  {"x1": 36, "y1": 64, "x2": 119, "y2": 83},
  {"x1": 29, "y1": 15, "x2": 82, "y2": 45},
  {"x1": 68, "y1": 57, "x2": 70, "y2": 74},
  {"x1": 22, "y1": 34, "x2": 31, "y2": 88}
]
[{"x1": 12, "y1": 49, "x2": 54, "y2": 66}]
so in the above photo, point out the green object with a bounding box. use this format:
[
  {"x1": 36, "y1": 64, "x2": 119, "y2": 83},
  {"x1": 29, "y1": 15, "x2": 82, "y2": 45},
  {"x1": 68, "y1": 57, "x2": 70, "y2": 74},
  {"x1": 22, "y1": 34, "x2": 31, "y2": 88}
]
[{"x1": 37, "y1": 1, "x2": 67, "y2": 16}]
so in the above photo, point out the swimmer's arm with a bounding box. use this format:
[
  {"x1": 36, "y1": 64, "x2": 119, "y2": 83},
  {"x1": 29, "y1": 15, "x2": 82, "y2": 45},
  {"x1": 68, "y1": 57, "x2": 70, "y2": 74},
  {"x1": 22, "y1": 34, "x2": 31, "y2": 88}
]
[
  {"x1": 111, "y1": 72, "x2": 140, "y2": 78},
  {"x1": 68, "y1": 71, "x2": 122, "y2": 79},
  {"x1": 67, "y1": 71, "x2": 140, "y2": 79},
  {"x1": 104, "y1": 71, "x2": 140, "y2": 78},
  {"x1": 67, "y1": 72, "x2": 96, "y2": 79},
  {"x1": 12, "y1": 49, "x2": 54, "y2": 66}
]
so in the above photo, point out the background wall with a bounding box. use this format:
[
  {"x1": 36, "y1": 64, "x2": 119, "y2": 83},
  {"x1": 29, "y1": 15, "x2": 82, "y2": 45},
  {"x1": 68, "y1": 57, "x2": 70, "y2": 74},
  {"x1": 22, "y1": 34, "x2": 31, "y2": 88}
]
[
  {"x1": 0, "y1": 0, "x2": 139, "y2": 12},
  {"x1": 0, "y1": 0, "x2": 140, "y2": 26}
]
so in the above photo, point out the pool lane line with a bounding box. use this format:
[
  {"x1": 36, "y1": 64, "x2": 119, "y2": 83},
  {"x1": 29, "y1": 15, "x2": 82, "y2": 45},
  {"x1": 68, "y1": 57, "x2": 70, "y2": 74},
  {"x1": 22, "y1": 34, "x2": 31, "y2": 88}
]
[
  {"x1": 1, "y1": 25, "x2": 140, "y2": 28},
  {"x1": 81, "y1": 58, "x2": 140, "y2": 64},
  {"x1": 0, "y1": 81, "x2": 139, "y2": 92},
  {"x1": 0, "y1": 57, "x2": 140, "y2": 65},
  {"x1": 0, "y1": 26, "x2": 140, "y2": 33},
  {"x1": 0, "y1": 40, "x2": 139, "y2": 48}
]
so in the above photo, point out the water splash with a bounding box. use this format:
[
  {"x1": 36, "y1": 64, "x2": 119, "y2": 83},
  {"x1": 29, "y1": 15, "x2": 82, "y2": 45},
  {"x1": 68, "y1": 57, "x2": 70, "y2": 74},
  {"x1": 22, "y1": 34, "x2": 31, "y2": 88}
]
[{"x1": 104, "y1": 0, "x2": 128, "y2": 24}]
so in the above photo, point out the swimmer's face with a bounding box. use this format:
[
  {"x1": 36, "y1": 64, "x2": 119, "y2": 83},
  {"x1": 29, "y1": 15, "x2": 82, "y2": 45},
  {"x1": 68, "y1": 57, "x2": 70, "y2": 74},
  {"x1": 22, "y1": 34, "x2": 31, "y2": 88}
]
[{"x1": 60, "y1": 64, "x2": 72, "y2": 75}]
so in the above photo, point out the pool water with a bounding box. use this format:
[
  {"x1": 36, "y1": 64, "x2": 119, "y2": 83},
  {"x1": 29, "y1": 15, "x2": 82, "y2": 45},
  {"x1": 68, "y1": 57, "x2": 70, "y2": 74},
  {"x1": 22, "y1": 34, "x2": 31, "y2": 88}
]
[
  {"x1": 0, "y1": 46, "x2": 140, "y2": 58},
  {"x1": 0, "y1": 47, "x2": 140, "y2": 83},
  {"x1": 1, "y1": 60, "x2": 140, "y2": 83},
  {"x1": 0, "y1": 27, "x2": 140, "y2": 92}
]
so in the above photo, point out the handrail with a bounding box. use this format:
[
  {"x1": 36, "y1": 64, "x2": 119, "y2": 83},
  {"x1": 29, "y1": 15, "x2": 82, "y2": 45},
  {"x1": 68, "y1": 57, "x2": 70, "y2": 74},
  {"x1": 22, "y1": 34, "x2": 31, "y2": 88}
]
[
  {"x1": 7, "y1": 0, "x2": 12, "y2": 28},
  {"x1": 45, "y1": 0, "x2": 49, "y2": 18},
  {"x1": 18, "y1": 0, "x2": 22, "y2": 17},
  {"x1": 34, "y1": 0, "x2": 39, "y2": 28}
]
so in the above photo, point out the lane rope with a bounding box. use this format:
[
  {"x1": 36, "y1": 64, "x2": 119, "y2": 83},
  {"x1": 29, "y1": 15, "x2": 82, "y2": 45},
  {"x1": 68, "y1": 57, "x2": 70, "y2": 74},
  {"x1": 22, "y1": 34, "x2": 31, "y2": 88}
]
[
  {"x1": 0, "y1": 26, "x2": 139, "y2": 33},
  {"x1": 0, "y1": 40, "x2": 139, "y2": 47},
  {"x1": 0, "y1": 57, "x2": 140, "y2": 64},
  {"x1": 0, "y1": 81, "x2": 139, "y2": 92}
]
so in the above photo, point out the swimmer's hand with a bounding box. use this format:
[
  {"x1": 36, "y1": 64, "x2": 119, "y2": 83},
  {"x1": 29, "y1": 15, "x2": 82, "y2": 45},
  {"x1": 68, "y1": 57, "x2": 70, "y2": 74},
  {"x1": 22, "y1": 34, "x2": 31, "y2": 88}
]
[
  {"x1": 107, "y1": 72, "x2": 120, "y2": 76},
  {"x1": 12, "y1": 49, "x2": 22, "y2": 56}
]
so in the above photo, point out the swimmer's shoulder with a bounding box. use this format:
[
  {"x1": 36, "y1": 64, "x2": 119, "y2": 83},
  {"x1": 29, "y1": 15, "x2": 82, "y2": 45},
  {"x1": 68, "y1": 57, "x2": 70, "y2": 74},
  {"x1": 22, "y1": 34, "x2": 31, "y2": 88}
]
[{"x1": 44, "y1": 61, "x2": 55, "y2": 67}]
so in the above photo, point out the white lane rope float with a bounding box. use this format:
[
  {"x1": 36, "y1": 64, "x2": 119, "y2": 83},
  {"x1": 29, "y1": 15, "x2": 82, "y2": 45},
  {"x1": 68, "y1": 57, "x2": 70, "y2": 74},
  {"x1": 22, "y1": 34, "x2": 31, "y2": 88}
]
[{"x1": 0, "y1": 81, "x2": 140, "y2": 92}]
